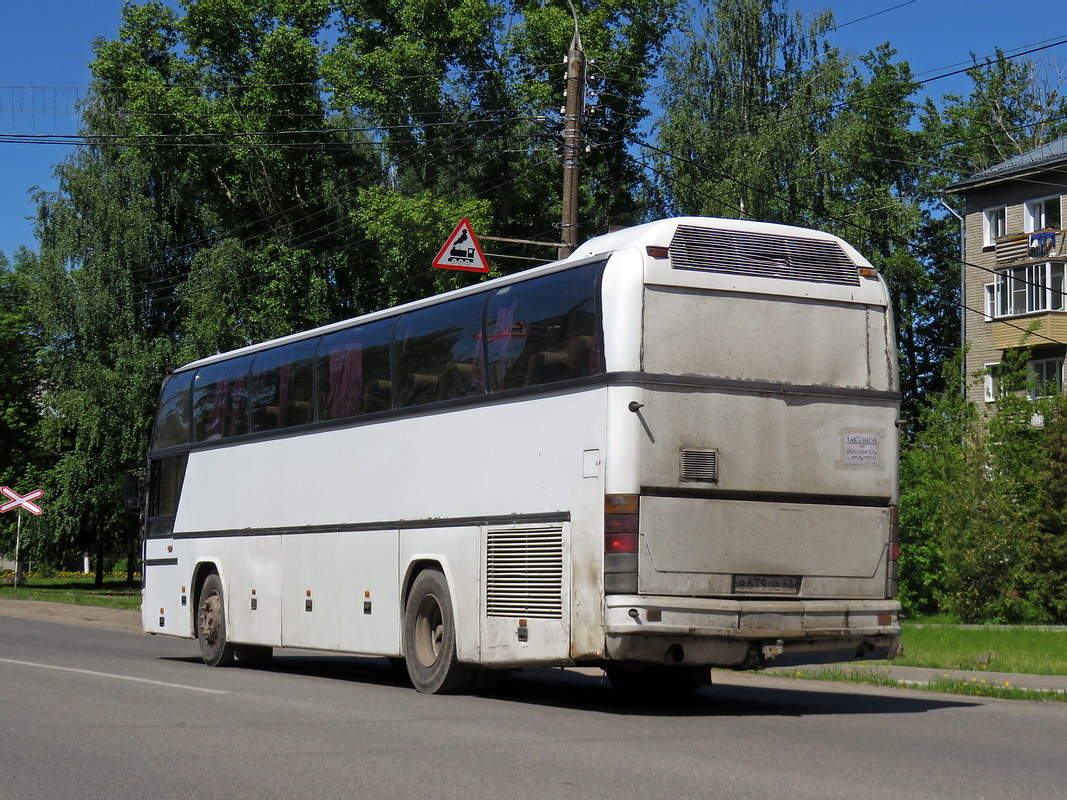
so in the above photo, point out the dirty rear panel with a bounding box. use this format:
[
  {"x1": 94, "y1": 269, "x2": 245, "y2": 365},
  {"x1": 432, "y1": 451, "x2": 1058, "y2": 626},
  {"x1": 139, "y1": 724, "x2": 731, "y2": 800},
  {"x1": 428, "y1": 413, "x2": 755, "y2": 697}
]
[{"x1": 635, "y1": 241, "x2": 899, "y2": 602}]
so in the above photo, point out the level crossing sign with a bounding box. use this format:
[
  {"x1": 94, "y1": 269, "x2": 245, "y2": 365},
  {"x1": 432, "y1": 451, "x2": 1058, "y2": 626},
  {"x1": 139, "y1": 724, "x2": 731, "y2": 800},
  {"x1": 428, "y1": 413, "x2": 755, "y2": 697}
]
[
  {"x1": 0, "y1": 486, "x2": 43, "y2": 515},
  {"x1": 432, "y1": 218, "x2": 489, "y2": 273}
]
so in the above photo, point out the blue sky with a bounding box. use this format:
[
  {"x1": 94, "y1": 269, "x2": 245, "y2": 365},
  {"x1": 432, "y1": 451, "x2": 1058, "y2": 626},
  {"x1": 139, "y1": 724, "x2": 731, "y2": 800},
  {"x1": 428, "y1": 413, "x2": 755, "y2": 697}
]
[{"x1": 1, "y1": 0, "x2": 1066, "y2": 259}]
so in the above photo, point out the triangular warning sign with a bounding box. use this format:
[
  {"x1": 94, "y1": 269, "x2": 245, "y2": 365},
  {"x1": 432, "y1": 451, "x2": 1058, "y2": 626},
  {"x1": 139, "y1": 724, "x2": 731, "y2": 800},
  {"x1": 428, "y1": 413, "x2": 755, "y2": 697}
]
[{"x1": 432, "y1": 218, "x2": 489, "y2": 273}]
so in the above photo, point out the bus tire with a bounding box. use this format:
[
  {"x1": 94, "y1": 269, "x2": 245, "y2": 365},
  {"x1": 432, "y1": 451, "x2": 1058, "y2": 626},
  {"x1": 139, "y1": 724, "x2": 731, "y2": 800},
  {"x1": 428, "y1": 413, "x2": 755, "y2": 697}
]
[
  {"x1": 197, "y1": 573, "x2": 236, "y2": 667},
  {"x1": 403, "y1": 569, "x2": 477, "y2": 694},
  {"x1": 605, "y1": 665, "x2": 709, "y2": 698}
]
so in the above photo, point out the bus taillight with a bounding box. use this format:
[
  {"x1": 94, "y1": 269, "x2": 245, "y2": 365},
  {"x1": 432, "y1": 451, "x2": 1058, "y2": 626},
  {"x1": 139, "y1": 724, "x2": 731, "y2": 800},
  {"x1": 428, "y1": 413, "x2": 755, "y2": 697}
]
[
  {"x1": 605, "y1": 495, "x2": 639, "y2": 593},
  {"x1": 605, "y1": 532, "x2": 638, "y2": 553}
]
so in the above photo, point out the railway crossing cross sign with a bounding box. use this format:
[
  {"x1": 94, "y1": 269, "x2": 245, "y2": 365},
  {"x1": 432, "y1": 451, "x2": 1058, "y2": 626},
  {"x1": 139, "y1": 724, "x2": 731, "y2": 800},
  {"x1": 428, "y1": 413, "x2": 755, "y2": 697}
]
[
  {"x1": 432, "y1": 218, "x2": 489, "y2": 273},
  {"x1": 0, "y1": 486, "x2": 43, "y2": 515}
]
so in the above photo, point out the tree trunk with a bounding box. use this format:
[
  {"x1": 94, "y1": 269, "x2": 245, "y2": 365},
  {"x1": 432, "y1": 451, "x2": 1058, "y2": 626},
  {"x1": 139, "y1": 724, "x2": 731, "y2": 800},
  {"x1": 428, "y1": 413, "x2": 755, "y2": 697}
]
[{"x1": 94, "y1": 537, "x2": 105, "y2": 588}]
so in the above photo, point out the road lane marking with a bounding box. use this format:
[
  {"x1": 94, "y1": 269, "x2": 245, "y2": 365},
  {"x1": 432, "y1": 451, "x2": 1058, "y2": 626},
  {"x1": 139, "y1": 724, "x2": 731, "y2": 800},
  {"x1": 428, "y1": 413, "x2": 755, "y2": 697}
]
[{"x1": 0, "y1": 657, "x2": 228, "y2": 695}]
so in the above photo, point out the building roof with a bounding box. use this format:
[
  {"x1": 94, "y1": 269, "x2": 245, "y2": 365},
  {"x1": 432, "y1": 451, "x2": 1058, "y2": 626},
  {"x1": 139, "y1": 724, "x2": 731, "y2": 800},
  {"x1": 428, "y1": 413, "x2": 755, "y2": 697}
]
[{"x1": 945, "y1": 134, "x2": 1067, "y2": 193}]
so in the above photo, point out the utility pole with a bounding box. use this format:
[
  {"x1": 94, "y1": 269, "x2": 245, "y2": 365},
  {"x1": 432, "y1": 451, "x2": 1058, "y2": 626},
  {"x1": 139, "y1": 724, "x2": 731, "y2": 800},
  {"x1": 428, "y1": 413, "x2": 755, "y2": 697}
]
[{"x1": 559, "y1": 3, "x2": 585, "y2": 259}]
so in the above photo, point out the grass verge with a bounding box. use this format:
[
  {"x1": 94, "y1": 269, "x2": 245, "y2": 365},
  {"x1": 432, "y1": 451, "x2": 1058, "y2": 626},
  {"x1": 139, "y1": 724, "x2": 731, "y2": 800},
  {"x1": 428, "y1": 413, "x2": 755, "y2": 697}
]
[
  {"x1": 772, "y1": 666, "x2": 1066, "y2": 702},
  {"x1": 897, "y1": 624, "x2": 1067, "y2": 676},
  {"x1": 0, "y1": 574, "x2": 141, "y2": 611}
]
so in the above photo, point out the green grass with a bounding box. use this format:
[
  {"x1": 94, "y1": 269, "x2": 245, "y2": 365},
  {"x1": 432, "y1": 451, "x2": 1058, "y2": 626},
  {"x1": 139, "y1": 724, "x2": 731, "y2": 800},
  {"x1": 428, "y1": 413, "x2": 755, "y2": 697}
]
[
  {"x1": 897, "y1": 624, "x2": 1067, "y2": 676},
  {"x1": 0, "y1": 574, "x2": 141, "y2": 611},
  {"x1": 773, "y1": 666, "x2": 1066, "y2": 702}
]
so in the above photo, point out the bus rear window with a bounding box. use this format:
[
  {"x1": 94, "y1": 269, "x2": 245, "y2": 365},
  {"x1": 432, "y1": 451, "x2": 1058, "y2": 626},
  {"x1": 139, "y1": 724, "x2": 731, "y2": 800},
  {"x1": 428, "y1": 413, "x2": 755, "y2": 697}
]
[
  {"x1": 316, "y1": 317, "x2": 394, "y2": 419},
  {"x1": 193, "y1": 357, "x2": 252, "y2": 441},
  {"x1": 486, "y1": 263, "x2": 601, "y2": 391}
]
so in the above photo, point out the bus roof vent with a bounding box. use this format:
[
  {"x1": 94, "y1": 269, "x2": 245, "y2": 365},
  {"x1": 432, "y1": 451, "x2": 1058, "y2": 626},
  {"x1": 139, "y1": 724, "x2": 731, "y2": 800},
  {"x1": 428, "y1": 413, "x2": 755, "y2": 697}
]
[
  {"x1": 486, "y1": 526, "x2": 564, "y2": 619},
  {"x1": 669, "y1": 225, "x2": 861, "y2": 286}
]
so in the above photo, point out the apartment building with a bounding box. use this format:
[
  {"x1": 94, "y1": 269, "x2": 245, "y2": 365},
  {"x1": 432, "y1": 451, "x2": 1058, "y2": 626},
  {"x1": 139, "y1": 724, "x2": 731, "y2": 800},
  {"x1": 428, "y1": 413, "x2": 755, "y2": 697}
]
[{"x1": 945, "y1": 136, "x2": 1067, "y2": 406}]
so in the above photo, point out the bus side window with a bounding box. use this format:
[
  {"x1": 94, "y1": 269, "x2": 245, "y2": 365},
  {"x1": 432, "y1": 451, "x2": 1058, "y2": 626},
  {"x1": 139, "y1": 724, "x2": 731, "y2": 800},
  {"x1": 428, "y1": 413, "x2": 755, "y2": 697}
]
[
  {"x1": 146, "y1": 454, "x2": 188, "y2": 537},
  {"x1": 316, "y1": 318, "x2": 393, "y2": 420},
  {"x1": 152, "y1": 372, "x2": 192, "y2": 450},
  {"x1": 192, "y1": 356, "x2": 252, "y2": 441},
  {"x1": 486, "y1": 263, "x2": 601, "y2": 391},
  {"x1": 394, "y1": 293, "x2": 487, "y2": 407},
  {"x1": 250, "y1": 340, "x2": 315, "y2": 433}
]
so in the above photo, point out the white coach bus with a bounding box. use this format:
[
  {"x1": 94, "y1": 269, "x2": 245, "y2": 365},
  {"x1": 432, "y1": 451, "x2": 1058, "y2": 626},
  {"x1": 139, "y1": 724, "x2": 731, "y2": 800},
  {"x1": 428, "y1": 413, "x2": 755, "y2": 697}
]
[{"x1": 141, "y1": 217, "x2": 902, "y2": 694}]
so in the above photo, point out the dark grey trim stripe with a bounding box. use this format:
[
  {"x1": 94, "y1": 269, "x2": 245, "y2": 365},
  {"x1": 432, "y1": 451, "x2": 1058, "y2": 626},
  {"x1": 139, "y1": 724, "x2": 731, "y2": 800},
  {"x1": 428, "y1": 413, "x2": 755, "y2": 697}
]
[
  {"x1": 643, "y1": 487, "x2": 892, "y2": 508},
  {"x1": 615, "y1": 372, "x2": 900, "y2": 402},
  {"x1": 171, "y1": 511, "x2": 572, "y2": 541},
  {"x1": 144, "y1": 557, "x2": 179, "y2": 567}
]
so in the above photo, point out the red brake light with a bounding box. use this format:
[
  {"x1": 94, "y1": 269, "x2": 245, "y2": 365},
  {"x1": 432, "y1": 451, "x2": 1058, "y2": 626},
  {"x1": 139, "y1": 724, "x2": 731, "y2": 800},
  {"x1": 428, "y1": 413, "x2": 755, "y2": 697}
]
[{"x1": 605, "y1": 533, "x2": 638, "y2": 554}]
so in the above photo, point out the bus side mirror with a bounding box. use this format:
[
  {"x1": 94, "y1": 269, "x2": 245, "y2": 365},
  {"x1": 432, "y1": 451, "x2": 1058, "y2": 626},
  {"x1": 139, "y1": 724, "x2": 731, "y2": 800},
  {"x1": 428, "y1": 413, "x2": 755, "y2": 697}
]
[{"x1": 123, "y1": 473, "x2": 142, "y2": 510}]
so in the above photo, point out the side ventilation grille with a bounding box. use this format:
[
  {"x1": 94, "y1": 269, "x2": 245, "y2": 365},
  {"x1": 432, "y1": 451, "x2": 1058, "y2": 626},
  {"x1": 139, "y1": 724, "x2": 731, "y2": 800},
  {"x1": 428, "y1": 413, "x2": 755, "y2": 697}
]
[
  {"x1": 486, "y1": 526, "x2": 564, "y2": 619},
  {"x1": 669, "y1": 225, "x2": 861, "y2": 286},
  {"x1": 681, "y1": 448, "x2": 719, "y2": 483}
]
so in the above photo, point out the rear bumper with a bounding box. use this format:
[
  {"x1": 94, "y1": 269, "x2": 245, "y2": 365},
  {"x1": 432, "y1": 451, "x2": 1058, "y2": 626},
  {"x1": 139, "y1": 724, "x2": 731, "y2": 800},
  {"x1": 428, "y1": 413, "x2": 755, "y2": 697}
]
[{"x1": 604, "y1": 595, "x2": 902, "y2": 668}]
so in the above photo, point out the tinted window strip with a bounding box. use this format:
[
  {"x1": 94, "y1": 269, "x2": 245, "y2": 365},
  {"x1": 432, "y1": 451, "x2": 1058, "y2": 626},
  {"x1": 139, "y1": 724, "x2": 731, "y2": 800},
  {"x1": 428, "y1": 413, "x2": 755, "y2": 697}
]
[
  {"x1": 147, "y1": 370, "x2": 897, "y2": 458},
  {"x1": 159, "y1": 260, "x2": 607, "y2": 450}
]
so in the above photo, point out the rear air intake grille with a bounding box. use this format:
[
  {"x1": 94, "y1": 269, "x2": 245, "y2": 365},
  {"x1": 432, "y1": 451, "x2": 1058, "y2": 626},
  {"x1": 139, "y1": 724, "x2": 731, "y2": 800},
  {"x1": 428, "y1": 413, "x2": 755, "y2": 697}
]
[
  {"x1": 681, "y1": 448, "x2": 719, "y2": 483},
  {"x1": 486, "y1": 526, "x2": 564, "y2": 619},
  {"x1": 669, "y1": 225, "x2": 861, "y2": 286}
]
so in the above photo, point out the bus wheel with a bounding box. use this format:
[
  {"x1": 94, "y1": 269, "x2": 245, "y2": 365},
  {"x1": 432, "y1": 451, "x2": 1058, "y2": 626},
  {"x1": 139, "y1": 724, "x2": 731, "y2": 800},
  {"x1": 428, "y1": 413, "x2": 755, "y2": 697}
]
[
  {"x1": 403, "y1": 570, "x2": 477, "y2": 694},
  {"x1": 197, "y1": 574, "x2": 236, "y2": 667},
  {"x1": 605, "y1": 665, "x2": 709, "y2": 698}
]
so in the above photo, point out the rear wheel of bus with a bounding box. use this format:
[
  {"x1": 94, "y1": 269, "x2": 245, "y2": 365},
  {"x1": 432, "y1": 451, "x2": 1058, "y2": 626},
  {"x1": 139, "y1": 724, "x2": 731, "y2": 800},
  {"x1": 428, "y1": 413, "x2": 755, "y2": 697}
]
[{"x1": 403, "y1": 569, "x2": 478, "y2": 694}]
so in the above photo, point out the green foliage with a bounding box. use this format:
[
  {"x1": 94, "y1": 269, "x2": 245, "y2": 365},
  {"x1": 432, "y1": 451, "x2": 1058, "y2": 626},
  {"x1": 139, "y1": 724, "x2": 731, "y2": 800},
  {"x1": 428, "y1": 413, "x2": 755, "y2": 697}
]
[
  {"x1": 901, "y1": 349, "x2": 1067, "y2": 623},
  {"x1": 15, "y1": 0, "x2": 673, "y2": 572}
]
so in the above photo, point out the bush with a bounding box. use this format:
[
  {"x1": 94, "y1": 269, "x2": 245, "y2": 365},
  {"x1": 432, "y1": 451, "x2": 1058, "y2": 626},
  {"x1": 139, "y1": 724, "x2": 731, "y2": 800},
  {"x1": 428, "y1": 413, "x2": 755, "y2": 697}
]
[{"x1": 900, "y1": 349, "x2": 1067, "y2": 623}]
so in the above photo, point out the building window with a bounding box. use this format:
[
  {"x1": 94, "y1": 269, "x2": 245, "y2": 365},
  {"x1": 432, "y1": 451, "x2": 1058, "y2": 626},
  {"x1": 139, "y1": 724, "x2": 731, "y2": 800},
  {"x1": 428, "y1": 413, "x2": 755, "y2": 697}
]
[
  {"x1": 984, "y1": 206, "x2": 1006, "y2": 246},
  {"x1": 1027, "y1": 358, "x2": 1063, "y2": 399},
  {"x1": 1025, "y1": 196, "x2": 1062, "y2": 232},
  {"x1": 984, "y1": 363, "x2": 1000, "y2": 402},
  {"x1": 984, "y1": 283, "x2": 995, "y2": 321},
  {"x1": 994, "y1": 262, "x2": 1065, "y2": 317}
]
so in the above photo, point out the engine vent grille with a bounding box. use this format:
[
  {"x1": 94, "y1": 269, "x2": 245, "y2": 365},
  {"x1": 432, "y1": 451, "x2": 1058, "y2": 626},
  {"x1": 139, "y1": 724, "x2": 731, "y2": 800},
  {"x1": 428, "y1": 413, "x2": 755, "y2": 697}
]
[
  {"x1": 669, "y1": 225, "x2": 861, "y2": 286},
  {"x1": 486, "y1": 526, "x2": 564, "y2": 619},
  {"x1": 681, "y1": 448, "x2": 719, "y2": 483}
]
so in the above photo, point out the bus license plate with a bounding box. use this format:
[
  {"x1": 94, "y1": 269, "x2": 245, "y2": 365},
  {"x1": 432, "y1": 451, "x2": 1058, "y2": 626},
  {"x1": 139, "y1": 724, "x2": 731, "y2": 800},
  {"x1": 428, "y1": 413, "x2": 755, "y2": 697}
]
[{"x1": 732, "y1": 574, "x2": 800, "y2": 595}]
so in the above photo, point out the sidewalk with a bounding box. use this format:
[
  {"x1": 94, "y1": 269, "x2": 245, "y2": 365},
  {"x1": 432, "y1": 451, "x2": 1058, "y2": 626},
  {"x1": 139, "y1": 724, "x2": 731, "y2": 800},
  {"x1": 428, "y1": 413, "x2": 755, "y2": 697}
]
[{"x1": 775, "y1": 662, "x2": 1067, "y2": 695}]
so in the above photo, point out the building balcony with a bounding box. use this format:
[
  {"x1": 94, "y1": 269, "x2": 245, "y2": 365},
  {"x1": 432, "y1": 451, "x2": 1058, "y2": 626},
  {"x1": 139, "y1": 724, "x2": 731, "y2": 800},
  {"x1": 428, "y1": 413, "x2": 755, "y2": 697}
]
[
  {"x1": 991, "y1": 310, "x2": 1067, "y2": 349},
  {"x1": 994, "y1": 229, "x2": 1066, "y2": 265}
]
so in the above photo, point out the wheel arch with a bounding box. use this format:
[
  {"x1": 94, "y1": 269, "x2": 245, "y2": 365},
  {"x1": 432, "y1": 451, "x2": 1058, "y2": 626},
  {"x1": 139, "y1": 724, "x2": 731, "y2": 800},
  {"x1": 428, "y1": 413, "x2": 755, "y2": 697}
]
[
  {"x1": 400, "y1": 558, "x2": 448, "y2": 616},
  {"x1": 190, "y1": 559, "x2": 223, "y2": 637}
]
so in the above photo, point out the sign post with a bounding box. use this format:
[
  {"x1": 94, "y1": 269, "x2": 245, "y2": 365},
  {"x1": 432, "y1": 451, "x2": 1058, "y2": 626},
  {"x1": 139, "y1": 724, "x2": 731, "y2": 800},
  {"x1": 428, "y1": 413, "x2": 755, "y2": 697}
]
[{"x1": 1, "y1": 487, "x2": 43, "y2": 588}]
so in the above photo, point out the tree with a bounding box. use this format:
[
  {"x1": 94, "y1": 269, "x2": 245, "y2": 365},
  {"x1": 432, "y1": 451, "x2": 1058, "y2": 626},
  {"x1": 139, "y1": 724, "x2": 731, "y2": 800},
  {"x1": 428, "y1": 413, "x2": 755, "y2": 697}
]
[
  {"x1": 0, "y1": 249, "x2": 46, "y2": 562},
  {"x1": 23, "y1": 0, "x2": 675, "y2": 573}
]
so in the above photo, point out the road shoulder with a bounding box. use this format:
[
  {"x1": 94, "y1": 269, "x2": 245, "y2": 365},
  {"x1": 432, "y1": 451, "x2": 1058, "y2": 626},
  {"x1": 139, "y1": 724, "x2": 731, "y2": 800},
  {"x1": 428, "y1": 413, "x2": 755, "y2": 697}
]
[{"x1": 0, "y1": 598, "x2": 142, "y2": 634}]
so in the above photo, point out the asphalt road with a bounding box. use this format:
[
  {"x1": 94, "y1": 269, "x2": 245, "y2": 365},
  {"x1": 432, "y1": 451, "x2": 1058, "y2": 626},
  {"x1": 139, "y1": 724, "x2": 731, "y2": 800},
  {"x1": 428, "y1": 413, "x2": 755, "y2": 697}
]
[{"x1": 1, "y1": 613, "x2": 1065, "y2": 800}]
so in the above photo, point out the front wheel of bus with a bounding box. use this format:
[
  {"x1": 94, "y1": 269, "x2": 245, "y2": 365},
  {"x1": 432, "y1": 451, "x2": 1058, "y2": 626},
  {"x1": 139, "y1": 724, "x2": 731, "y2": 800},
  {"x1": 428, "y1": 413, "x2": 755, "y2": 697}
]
[
  {"x1": 197, "y1": 574, "x2": 236, "y2": 667},
  {"x1": 403, "y1": 569, "x2": 477, "y2": 694}
]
